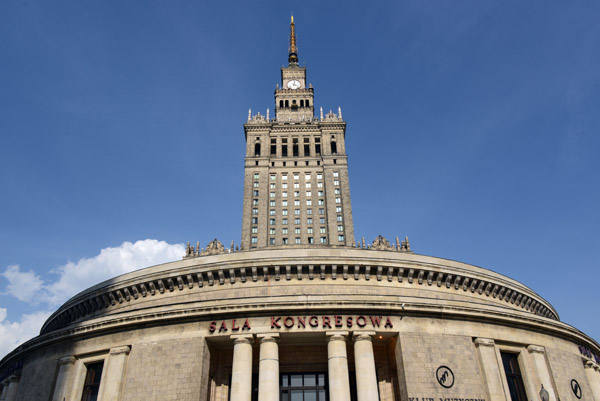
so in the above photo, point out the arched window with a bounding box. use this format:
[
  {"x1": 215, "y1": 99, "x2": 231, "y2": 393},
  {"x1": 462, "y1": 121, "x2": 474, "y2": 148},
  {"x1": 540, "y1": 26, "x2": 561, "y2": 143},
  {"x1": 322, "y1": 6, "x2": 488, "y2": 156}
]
[
  {"x1": 331, "y1": 141, "x2": 337, "y2": 154},
  {"x1": 254, "y1": 143, "x2": 261, "y2": 157},
  {"x1": 306, "y1": 100, "x2": 310, "y2": 107},
  {"x1": 285, "y1": 100, "x2": 289, "y2": 107},
  {"x1": 279, "y1": 100, "x2": 283, "y2": 108},
  {"x1": 300, "y1": 100, "x2": 304, "y2": 107}
]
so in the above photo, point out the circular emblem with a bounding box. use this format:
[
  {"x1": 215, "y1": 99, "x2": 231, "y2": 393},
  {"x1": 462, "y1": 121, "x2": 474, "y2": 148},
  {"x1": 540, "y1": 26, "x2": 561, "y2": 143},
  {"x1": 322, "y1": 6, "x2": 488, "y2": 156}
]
[
  {"x1": 571, "y1": 379, "x2": 582, "y2": 399},
  {"x1": 436, "y1": 366, "x2": 455, "y2": 388}
]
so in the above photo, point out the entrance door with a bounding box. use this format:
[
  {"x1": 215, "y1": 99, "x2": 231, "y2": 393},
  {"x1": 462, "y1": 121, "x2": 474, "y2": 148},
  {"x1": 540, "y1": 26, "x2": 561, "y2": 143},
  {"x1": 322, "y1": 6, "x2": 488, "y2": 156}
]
[{"x1": 281, "y1": 373, "x2": 327, "y2": 401}]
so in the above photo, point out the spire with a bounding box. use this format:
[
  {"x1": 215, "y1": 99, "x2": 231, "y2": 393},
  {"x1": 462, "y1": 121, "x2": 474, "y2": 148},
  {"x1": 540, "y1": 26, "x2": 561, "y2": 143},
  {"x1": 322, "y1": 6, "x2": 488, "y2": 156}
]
[{"x1": 288, "y1": 15, "x2": 298, "y2": 65}]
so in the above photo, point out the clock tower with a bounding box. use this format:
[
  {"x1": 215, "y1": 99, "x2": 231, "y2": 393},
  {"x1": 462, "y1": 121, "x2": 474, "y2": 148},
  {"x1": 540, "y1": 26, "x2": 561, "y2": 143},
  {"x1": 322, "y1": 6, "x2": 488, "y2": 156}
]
[{"x1": 241, "y1": 17, "x2": 355, "y2": 250}]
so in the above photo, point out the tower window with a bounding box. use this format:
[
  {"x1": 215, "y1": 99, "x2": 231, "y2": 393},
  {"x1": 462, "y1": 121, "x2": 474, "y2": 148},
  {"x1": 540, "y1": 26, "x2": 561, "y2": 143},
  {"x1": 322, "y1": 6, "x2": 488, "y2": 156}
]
[
  {"x1": 501, "y1": 353, "x2": 528, "y2": 401},
  {"x1": 254, "y1": 143, "x2": 261, "y2": 156},
  {"x1": 306, "y1": 100, "x2": 310, "y2": 107},
  {"x1": 293, "y1": 139, "x2": 299, "y2": 157},
  {"x1": 285, "y1": 100, "x2": 289, "y2": 107},
  {"x1": 304, "y1": 144, "x2": 310, "y2": 156},
  {"x1": 315, "y1": 144, "x2": 321, "y2": 154},
  {"x1": 282, "y1": 145, "x2": 288, "y2": 157},
  {"x1": 300, "y1": 99, "x2": 304, "y2": 107},
  {"x1": 279, "y1": 100, "x2": 283, "y2": 108},
  {"x1": 331, "y1": 141, "x2": 337, "y2": 154}
]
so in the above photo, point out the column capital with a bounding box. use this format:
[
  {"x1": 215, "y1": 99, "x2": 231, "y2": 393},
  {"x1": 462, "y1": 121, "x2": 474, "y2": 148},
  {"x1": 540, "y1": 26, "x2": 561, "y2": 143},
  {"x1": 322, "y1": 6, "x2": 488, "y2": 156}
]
[
  {"x1": 58, "y1": 356, "x2": 76, "y2": 365},
  {"x1": 527, "y1": 345, "x2": 546, "y2": 354},
  {"x1": 257, "y1": 333, "x2": 279, "y2": 343},
  {"x1": 231, "y1": 334, "x2": 254, "y2": 345},
  {"x1": 109, "y1": 345, "x2": 131, "y2": 356},
  {"x1": 352, "y1": 331, "x2": 376, "y2": 343},
  {"x1": 326, "y1": 331, "x2": 349, "y2": 341},
  {"x1": 474, "y1": 338, "x2": 495, "y2": 347}
]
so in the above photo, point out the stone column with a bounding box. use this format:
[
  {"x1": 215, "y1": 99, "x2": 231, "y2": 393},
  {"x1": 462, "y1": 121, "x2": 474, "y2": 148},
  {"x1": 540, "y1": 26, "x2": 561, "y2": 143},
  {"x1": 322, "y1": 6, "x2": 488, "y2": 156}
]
[
  {"x1": 353, "y1": 331, "x2": 378, "y2": 401},
  {"x1": 0, "y1": 383, "x2": 7, "y2": 401},
  {"x1": 327, "y1": 331, "x2": 351, "y2": 401},
  {"x1": 3, "y1": 376, "x2": 20, "y2": 401},
  {"x1": 230, "y1": 334, "x2": 254, "y2": 401},
  {"x1": 527, "y1": 345, "x2": 557, "y2": 401},
  {"x1": 102, "y1": 346, "x2": 131, "y2": 401},
  {"x1": 584, "y1": 361, "x2": 600, "y2": 401},
  {"x1": 51, "y1": 356, "x2": 77, "y2": 401},
  {"x1": 258, "y1": 334, "x2": 279, "y2": 401},
  {"x1": 474, "y1": 338, "x2": 506, "y2": 401}
]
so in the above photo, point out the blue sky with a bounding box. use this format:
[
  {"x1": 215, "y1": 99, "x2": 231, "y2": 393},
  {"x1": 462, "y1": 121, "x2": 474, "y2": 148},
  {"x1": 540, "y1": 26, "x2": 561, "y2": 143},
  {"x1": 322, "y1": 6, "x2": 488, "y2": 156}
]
[{"x1": 1, "y1": 0, "x2": 599, "y2": 357}]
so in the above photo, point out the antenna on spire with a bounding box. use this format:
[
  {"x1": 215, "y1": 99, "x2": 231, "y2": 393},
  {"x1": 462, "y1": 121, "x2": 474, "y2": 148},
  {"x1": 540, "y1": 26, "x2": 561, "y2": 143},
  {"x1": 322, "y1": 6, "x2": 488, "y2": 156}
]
[{"x1": 288, "y1": 15, "x2": 298, "y2": 66}]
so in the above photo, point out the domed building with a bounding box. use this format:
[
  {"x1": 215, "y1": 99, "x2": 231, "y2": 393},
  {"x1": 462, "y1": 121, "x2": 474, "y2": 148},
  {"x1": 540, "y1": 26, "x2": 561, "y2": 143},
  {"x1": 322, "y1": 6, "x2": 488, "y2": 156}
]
[{"x1": 1, "y1": 17, "x2": 599, "y2": 401}]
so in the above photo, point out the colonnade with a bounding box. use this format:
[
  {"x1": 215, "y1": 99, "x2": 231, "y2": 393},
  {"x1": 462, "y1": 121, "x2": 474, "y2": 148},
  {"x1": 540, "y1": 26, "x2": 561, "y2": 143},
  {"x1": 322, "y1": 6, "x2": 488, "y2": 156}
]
[{"x1": 230, "y1": 331, "x2": 379, "y2": 401}]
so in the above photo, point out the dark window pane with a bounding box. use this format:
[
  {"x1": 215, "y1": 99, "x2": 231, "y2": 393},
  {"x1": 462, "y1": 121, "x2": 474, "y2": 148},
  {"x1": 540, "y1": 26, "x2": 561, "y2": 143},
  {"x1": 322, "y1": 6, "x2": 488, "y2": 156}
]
[
  {"x1": 291, "y1": 375, "x2": 303, "y2": 386},
  {"x1": 318, "y1": 374, "x2": 325, "y2": 386},
  {"x1": 305, "y1": 390, "x2": 317, "y2": 401},
  {"x1": 291, "y1": 390, "x2": 303, "y2": 401},
  {"x1": 319, "y1": 389, "x2": 326, "y2": 401},
  {"x1": 304, "y1": 374, "x2": 316, "y2": 386},
  {"x1": 282, "y1": 375, "x2": 289, "y2": 387}
]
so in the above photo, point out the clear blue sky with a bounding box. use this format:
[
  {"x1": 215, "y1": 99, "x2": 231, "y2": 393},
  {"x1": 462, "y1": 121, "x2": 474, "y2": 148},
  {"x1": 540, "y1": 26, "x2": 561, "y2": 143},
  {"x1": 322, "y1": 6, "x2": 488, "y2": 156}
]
[{"x1": 1, "y1": 0, "x2": 599, "y2": 356}]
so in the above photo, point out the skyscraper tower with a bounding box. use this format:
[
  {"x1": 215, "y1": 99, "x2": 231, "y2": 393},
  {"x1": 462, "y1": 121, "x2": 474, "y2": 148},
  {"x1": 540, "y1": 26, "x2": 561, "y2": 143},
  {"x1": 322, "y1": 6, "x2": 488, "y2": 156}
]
[{"x1": 241, "y1": 17, "x2": 355, "y2": 250}]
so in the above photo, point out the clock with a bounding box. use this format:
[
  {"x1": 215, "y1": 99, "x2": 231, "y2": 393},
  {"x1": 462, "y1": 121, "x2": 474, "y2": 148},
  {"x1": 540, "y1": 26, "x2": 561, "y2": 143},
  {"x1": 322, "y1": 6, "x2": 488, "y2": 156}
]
[{"x1": 287, "y1": 80, "x2": 301, "y2": 89}]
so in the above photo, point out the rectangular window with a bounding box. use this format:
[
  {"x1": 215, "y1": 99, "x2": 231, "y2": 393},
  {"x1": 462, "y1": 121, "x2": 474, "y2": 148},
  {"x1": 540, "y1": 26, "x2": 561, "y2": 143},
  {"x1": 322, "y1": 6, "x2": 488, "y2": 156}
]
[
  {"x1": 282, "y1": 209, "x2": 288, "y2": 216},
  {"x1": 321, "y1": 237, "x2": 327, "y2": 244},
  {"x1": 336, "y1": 206, "x2": 342, "y2": 213},
  {"x1": 295, "y1": 228, "x2": 301, "y2": 234},
  {"x1": 270, "y1": 219, "x2": 275, "y2": 225},
  {"x1": 252, "y1": 217, "x2": 258, "y2": 224},
  {"x1": 307, "y1": 228, "x2": 313, "y2": 234},
  {"x1": 252, "y1": 208, "x2": 258, "y2": 215},
  {"x1": 306, "y1": 200, "x2": 312, "y2": 206},
  {"x1": 270, "y1": 174, "x2": 276, "y2": 180},
  {"x1": 254, "y1": 182, "x2": 260, "y2": 188},
  {"x1": 337, "y1": 225, "x2": 344, "y2": 232},
  {"x1": 282, "y1": 218, "x2": 288, "y2": 225},
  {"x1": 294, "y1": 209, "x2": 301, "y2": 215},
  {"x1": 282, "y1": 238, "x2": 288, "y2": 244},
  {"x1": 282, "y1": 192, "x2": 288, "y2": 198},
  {"x1": 305, "y1": 183, "x2": 311, "y2": 189},
  {"x1": 282, "y1": 228, "x2": 288, "y2": 235},
  {"x1": 308, "y1": 237, "x2": 314, "y2": 244},
  {"x1": 320, "y1": 227, "x2": 326, "y2": 234},
  {"x1": 315, "y1": 144, "x2": 321, "y2": 154},
  {"x1": 251, "y1": 237, "x2": 258, "y2": 244},
  {"x1": 333, "y1": 171, "x2": 339, "y2": 178},
  {"x1": 282, "y1": 145, "x2": 288, "y2": 157},
  {"x1": 270, "y1": 210, "x2": 275, "y2": 216},
  {"x1": 294, "y1": 173, "x2": 300, "y2": 180},
  {"x1": 320, "y1": 218, "x2": 326, "y2": 224},
  {"x1": 270, "y1": 238, "x2": 275, "y2": 245},
  {"x1": 304, "y1": 144, "x2": 310, "y2": 156},
  {"x1": 335, "y1": 188, "x2": 341, "y2": 195},
  {"x1": 335, "y1": 198, "x2": 341, "y2": 204},
  {"x1": 338, "y1": 235, "x2": 344, "y2": 242},
  {"x1": 294, "y1": 200, "x2": 300, "y2": 206},
  {"x1": 306, "y1": 191, "x2": 312, "y2": 197},
  {"x1": 295, "y1": 218, "x2": 300, "y2": 225},
  {"x1": 270, "y1": 192, "x2": 275, "y2": 198},
  {"x1": 317, "y1": 182, "x2": 323, "y2": 188},
  {"x1": 318, "y1": 191, "x2": 324, "y2": 197},
  {"x1": 282, "y1": 174, "x2": 287, "y2": 180},
  {"x1": 295, "y1": 237, "x2": 301, "y2": 244},
  {"x1": 334, "y1": 180, "x2": 340, "y2": 186},
  {"x1": 501, "y1": 353, "x2": 528, "y2": 401},
  {"x1": 270, "y1": 183, "x2": 276, "y2": 189},
  {"x1": 81, "y1": 362, "x2": 104, "y2": 401},
  {"x1": 319, "y1": 208, "x2": 325, "y2": 215},
  {"x1": 270, "y1": 200, "x2": 276, "y2": 207},
  {"x1": 294, "y1": 191, "x2": 300, "y2": 197},
  {"x1": 337, "y1": 216, "x2": 343, "y2": 222},
  {"x1": 282, "y1": 183, "x2": 288, "y2": 189},
  {"x1": 270, "y1": 228, "x2": 275, "y2": 235},
  {"x1": 253, "y1": 199, "x2": 259, "y2": 206},
  {"x1": 253, "y1": 190, "x2": 259, "y2": 196},
  {"x1": 254, "y1": 173, "x2": 260, "y2": 179},
  {"x1": 307, "y1": 209, "x2": 313, "y2": 215},
  {"x1": 318, "y1": 199, "x2": 324, "y2": 206},
  {"x1": 282, "y1": 200, "x2": 288, "y2": 207},
  {"x1": 252, "y1": 227, "x2": 258, "y2": 234},
  {"x1": 294, "y1": 183, "x2": 300, "y2": 189},
  {"x1": 305, "y1": 174, "x2": 311, "y2": 180},
  {"x1": 317, "y1": 174, "x2": 323, "y2": 180}
]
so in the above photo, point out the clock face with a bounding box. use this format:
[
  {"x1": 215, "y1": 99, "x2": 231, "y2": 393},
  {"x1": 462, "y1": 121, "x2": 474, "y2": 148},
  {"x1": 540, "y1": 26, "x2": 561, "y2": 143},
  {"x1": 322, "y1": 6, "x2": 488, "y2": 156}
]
[{"x1": 287, "y1": 80, "x2": 301, "y2": 89}]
